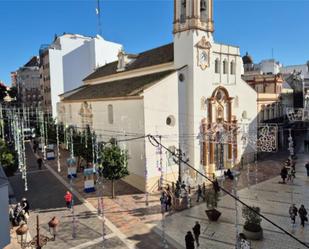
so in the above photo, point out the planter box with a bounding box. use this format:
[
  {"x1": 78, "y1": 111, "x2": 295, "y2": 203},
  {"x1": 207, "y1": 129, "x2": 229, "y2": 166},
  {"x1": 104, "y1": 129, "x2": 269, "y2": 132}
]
[
  {"x1": 205, "y1": 209, "x2": 221, "y2": 221},
  {"x1": 243, "y1": 227, "x2": 263, "y2": 240}
]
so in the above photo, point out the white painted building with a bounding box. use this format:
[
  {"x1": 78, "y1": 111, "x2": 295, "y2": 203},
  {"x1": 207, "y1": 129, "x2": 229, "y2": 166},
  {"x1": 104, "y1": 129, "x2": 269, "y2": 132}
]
[
  {"x1": 281, "y1": 62, "x2": 309, "y2": 108},
  {"x1": 39, "y1": 34, "x2": 122, "y2": 117},
  {"x1": 58, "y1": 0, "x2": 257, "y2": 192}
]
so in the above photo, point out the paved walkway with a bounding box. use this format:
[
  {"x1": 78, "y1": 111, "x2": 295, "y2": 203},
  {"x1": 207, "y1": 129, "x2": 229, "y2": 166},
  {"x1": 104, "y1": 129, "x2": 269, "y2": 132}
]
[
  {"x1": 6, "y1": 142, "x2": 129, "y2": 249},
  {"x1": 38, "y1": 143, "x2": 291, "y2": 249},
  {"x1": 158, "y1": 153, "x2": 309, "y2": 249}
]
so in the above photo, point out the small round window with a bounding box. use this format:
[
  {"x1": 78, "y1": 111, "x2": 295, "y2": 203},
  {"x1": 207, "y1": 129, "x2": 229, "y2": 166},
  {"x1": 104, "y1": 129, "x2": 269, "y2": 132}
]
[{"x1": 166, "y1": 115, "x2": 176, "y2": 126}]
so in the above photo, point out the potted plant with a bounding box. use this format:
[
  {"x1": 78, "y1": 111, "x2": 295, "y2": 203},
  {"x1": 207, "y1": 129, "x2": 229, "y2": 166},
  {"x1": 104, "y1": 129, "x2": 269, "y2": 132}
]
[
  {"x1": 205, "y1": 188, "x2": 221, "y2": 221},
  {"x1": 242, "y1": 206, "x2": 263, "y2": 240}
]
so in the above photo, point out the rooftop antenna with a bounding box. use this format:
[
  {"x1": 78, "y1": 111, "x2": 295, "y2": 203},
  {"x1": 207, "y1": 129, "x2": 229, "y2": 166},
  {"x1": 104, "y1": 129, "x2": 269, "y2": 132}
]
[{"x1": 96, "y1": 0, "x2": 103, "y2": 36}]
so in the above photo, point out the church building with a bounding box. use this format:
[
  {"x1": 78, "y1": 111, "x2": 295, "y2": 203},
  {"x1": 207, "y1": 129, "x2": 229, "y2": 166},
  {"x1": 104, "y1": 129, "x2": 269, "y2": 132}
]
[{"x1": 58, "y1": 0, "x2": 258, "y2": 192}]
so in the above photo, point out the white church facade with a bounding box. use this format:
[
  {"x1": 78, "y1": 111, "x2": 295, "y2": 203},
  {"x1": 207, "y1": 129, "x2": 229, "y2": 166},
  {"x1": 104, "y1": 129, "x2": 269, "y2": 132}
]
[{"x1": 58, "y1": 0, "x2": 258, "y2": 192}]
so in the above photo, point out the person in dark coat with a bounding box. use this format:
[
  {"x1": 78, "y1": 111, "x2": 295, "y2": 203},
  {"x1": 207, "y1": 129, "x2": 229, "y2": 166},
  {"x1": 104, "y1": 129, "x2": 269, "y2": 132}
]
[
  {"x1": 185, "y1": 231, "x2": 195, "y2": 249},
  {"x1": 289, "y1": 204, "x2": 298, "y2": 224},
  {"x1": 192, "y1": 221, "x2": 201, "y2": 247},
  {"x1": 166, "y1": 193, "x2": 172, "y2": 211},
  {"x1": 196, "y1": 185, "x2": 203, "y2": 202},
  {"x1": 305, "y1": 162, "x2": 309, "y2": 177},
  {"x1": 37, "y1": 157, "x2": 43, "y2": 170},
  {"x1": 213, "y1": 178, "x2": 220, "y2": 193},
  {"x1": 298, "y1": 204, "x2": 308, "y2": 227},
  {"x1": 280, "y1": 166, "x2": 288, "y2": 183}
]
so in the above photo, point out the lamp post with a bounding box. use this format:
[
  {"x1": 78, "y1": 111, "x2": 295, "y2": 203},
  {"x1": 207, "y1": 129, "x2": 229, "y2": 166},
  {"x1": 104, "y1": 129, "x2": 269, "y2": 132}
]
[{"x1": 16, "y1": 215, "x2": 59, "y2": 249}]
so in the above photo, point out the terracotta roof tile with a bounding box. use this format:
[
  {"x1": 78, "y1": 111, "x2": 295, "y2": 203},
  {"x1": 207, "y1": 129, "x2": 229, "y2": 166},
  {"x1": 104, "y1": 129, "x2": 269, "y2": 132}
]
[
  {"x1": 64, "y1": 70, "x2": 175, "y2": 101},
  {"x1": 84, "y1": 43, "x2": 174, "y2": 81}
]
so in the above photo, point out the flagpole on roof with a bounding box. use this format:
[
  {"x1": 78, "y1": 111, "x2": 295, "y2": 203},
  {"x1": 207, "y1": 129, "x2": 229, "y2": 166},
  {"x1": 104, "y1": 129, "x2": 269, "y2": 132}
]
[{"x1": 96, "y1": 0, "x2": 103, "y2": 36}]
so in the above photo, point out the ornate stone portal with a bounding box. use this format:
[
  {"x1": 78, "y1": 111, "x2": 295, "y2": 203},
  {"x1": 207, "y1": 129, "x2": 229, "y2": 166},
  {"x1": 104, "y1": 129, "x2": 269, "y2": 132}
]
[
  {"x1": 200, "y1": 87, "x2": 237, "y2": 175},
  {"x1": 79, "y1": 101, "x2": 93, "y2": 129}
]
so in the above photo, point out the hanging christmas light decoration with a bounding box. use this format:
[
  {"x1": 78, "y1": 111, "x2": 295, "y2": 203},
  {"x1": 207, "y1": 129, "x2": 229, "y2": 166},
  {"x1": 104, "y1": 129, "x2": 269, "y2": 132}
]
[
  {"x1": 56, "y1": 120, "x2": 61, "y2": 172},
  {"x1": 158, "y1": 136, "x2": 168, "y2": 248}
]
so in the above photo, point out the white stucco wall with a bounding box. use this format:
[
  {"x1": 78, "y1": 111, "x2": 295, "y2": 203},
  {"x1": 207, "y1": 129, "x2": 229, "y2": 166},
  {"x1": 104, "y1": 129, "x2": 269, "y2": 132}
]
[
  {"x1": 62, "y1": 37, "x2": 121, "y2": 93},
  {"x1": 61, "y1": 98, "x2": 146, "y2": 190},
  {"x1": 174, "y1": 31, "x2": 258, "y2": 170},
  {"x1": 49, "y1": 49, "x2": 64, "y2": 118},
  {"x1": 143, "y1": 72, "x2": 180, "y2": 183}
]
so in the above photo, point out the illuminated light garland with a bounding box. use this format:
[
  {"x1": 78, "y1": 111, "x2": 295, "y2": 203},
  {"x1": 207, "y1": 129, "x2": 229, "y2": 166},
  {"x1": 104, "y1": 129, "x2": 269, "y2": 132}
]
[{"x1": 56, "y1": 121, "x2": 61, "y2": 172}]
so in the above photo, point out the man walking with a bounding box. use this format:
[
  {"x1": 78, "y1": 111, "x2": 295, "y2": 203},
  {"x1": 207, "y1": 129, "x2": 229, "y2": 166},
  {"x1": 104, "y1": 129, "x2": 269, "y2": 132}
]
[
  {"x1": 280, "y1": 166, "x2": 288, "y2": 184},
  {"x1": 185, "y1": 231, "x2": 195, "y2": 249},
  {"x1": 196, "y1": 185, "x2": 203, "y2": 203},
  {"x1": 305, "y1": 162, "x2": 309, "y2": 177},
  {"x1": 298, "y1": 204, "x2": 308, "y2": 227},
  {"x1": 37, "y1": 157, "x2": 43, "y2": 170},
  {"x1": 192, "y1": 221, "x2": 201, "y2": 247}
]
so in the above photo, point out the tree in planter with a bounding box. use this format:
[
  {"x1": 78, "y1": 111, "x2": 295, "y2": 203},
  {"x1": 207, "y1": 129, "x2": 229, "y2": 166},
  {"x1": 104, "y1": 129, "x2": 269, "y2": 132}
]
[
  {"x1": 98, "y1": 141, "x2": 129, "y2": 198},
  {"x1": 242, "y1": 205, "x2": 263, "y2": 241},
  {"x1": 205, "y1": 188, "x2": 221, "y2": 221}
]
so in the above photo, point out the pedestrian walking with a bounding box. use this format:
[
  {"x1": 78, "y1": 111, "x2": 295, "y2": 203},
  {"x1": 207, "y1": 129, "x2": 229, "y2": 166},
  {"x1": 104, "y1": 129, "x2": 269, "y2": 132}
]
[
  {"x1": 185, "y1": 231, "x2": 195, "y2": 249},
  {"x1": 280, "y1": 166, "x2": 288, "y2": 184},
  {"x1": 64, "y1": 191, "x2": 73, "y2": 209},
  {"x1": 289, "y1": 204, "x2": 298, "y2": 224},
  {"x1": 298, "y1": 204, "x2": 308, "y2": 227},
  {"x1": 33, "y1": 142, "x2": 38, "y2": 154},
  {"x1": 213, "y1": 178, "x2": 220, "y2": 193},
  {"x1": 166, "y1": 193, "x2": 172, "y2": 211},
  {"x1": 196, "y1": 185, "x2": 203, "y2": 202},
  {"x1": 192, "y1": 221, "x2": 201, "y2": 247},
  {"x1": 37, "y1": 157, "x2": 43, "y2": 170},
  {"x1": 160, "y1": 192, "x2": 167, "y2": 213},
  {"x1": 305, "y1": 162, "x2": 309, "y2": 177}
]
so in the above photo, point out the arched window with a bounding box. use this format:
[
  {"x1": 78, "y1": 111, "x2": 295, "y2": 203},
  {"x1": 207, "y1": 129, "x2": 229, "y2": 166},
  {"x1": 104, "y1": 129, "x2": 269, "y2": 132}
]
[
  {"x1": 230, "y1": 61, "x2": 236, "y2": 75},
  {"x1": 108, "y1": 104, "x2": 114, "y2": 124},
  {"x1": 223, "y1": 60, "x2": 228, "y2": 74},
  {"x1": 215, "y1": 59, "x2": 220, "y2": 74}
]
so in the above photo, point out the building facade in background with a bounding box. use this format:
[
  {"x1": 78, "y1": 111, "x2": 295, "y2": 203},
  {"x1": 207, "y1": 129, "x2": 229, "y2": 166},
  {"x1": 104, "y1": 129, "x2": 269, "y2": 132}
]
[
  {"x1": 14, "y1": 56, "x2": 41, "y2": 108},
  {"x1": 242, "y1": 54, "x2": 294, "y2": 124},
  {"x1": 39, "y1": 33, "x2": 122, "y2": 117},
  {"x1": 281, "y1": 62, "x2": 309, "y2": 108},
  {"x1": 58, "y1": 0, "x2": 258, "y2": 192}
]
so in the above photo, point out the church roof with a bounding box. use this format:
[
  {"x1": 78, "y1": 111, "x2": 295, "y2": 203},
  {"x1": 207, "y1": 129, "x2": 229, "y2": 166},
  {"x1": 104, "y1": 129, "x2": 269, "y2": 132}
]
[
  {"x1": 63, "y1": 70, "x2": 175, "y2": 101},
  {"x1": 84, "y1": 43, "x2": 174, "y2": 81}
]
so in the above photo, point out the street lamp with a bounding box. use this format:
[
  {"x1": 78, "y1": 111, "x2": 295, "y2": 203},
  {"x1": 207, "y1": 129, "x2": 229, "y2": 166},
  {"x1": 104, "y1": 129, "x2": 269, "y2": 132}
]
[{"x1": 16, "y1": 215, "x2": 59, "y2": 249}]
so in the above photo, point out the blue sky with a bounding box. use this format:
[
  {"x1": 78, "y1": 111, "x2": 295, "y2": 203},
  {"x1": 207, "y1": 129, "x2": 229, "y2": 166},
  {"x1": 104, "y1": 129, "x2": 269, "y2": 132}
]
[{"x1": 0, "y1": 0, "x2": 308, "y2": 85}]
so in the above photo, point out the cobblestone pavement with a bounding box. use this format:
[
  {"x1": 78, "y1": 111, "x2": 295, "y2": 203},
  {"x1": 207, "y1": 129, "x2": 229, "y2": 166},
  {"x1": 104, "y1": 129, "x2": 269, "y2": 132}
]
[
  {"x1": 158, "y1": 153, "x2": 309, "y2": 249},
  {"x1": 37, "y1": 143, "x2": 291, "y2": 249},
  {"x1": 6, "y1": 142, "x2": 129, "y2": 249}
]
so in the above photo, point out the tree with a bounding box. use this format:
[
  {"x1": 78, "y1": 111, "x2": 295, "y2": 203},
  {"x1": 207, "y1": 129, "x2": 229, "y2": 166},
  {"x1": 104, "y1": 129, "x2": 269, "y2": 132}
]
[
  {"x1": 0, "y1": 83, "x2": 7, "y2": 102},
  {"x1": 0, "y1": 139, "x2": 17, "y2": 176},
  {"x1": 72, "y1": 127, "x2": 93, "y2": 171},
  {"x1": 7, "y1": 86, "x2": 17, "y2": 99},
  {"x1": 98, "y1": 141, "x2": 129, "y2": 198}
]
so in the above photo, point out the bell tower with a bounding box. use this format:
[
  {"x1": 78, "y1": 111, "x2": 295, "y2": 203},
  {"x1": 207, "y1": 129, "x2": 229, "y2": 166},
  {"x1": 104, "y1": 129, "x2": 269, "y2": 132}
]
[{"x1": 173, "y1": 0, "x2": 214, "y2": 34}]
